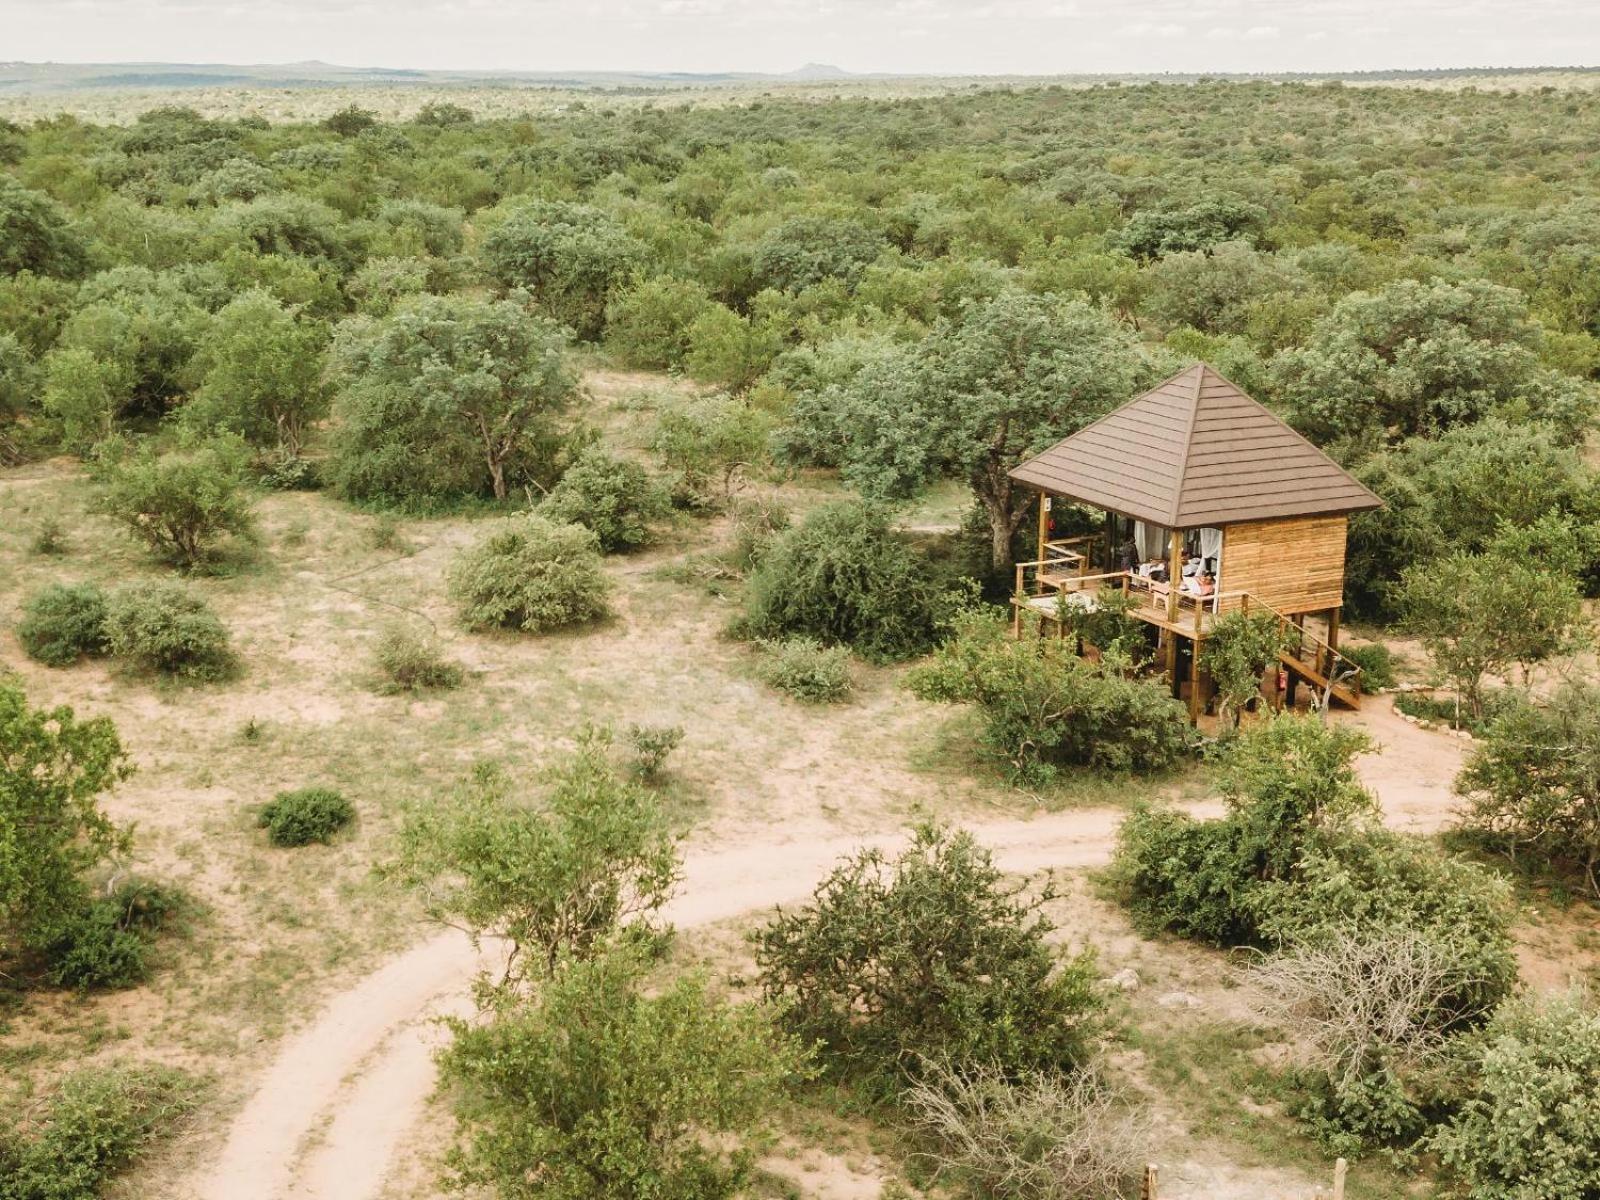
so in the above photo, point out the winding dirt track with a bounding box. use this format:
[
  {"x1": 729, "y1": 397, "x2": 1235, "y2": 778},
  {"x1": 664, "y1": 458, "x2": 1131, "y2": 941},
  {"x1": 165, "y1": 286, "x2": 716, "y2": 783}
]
[{"x1": 190, "y1": 703, "x2": 1461, "y2": 1200}]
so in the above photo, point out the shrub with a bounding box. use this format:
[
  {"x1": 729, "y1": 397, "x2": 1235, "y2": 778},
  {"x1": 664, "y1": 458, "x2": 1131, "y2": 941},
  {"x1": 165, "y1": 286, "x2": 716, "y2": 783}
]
[
  {"x1": 1198, "y1": 609, "x2": 1296, "y2": 725},
  {"x1": 742, "y1": 501, "x2": 947, "y2": 663},
  {"x1": 258, "y1": 787, "x2": 354, "y2": 847},
  {"x1": 371, "y1": 624, "x2": 465, "y2": 695},
  {"x1": 1431, "y1": 991, "x2": 1600, "y2": 1200},
  {"x1": 906, "y1": 1062, "x2": 1150, "y2": 1200},
  {"x1": 755, "y1": 636, "x2": 854, "y2": 704},
  {"x1": 652, "y1": 394, "x2": 772, "y2": 509},
  {"x1": 540, "y1": 449, "x2": 671, "y2": 552},
  {"x1": 907, "y1": 611, "x2": 1195, "y2": 785},
  {"x1": 1251, "y1": 930, "x2": 1492, "y2": 1155},
  {"x1": 390, "y1": 732, "x2": 679, "y2": 988},
  {"x1": 448, "y1": 516, "x2": 612, "y2": 634},
  {"x1": 0, "y1": 1065, "x2": 201, "y2": 1200},
  {"x1": 104, "y1": 582, "x2": 237, "y2": 681},
  {"x1": 29, "y1": 515, "x2": 68, "y2": 556},
  {"x1": 1340, "y1": 641, "x2": 1398, "y2": 691},
  {"x1": 724, "y1": 494, "x2": 790, "y2": 572},
  {"x1": 1456, "y1": 682, "x2": 1600, "y2": 898},
  {"x1": 17, "y1": 582, "x2": 109, "y2": 667},
  {"x1": 35, "y1": 878, "x2": 186, "y2": 991},
  {"x1": 625, "y1": 724, "x2": 683, "y2": 782},
  {"x1": 755, "y1": 822, "x2": 1103, "y2": 1094},
  {"x1": 604, "y1": 275, "x2": 714, "y2": 369},
  {"x1": 438, "y1": 949, "x2": 807, "y2": 1200},
  {"x1": 0, "y1": 682, "x2": 130, "y2": 981},
  {"x1": 93, "y1": 436, "x2": 258, "y2": 570}
]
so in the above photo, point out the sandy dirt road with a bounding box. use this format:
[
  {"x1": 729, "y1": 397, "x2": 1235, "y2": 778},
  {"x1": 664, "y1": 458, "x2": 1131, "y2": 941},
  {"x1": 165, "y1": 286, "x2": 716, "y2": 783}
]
[{"x1": 190, "y1": 700, "x2": 1463, "y2": 1200}]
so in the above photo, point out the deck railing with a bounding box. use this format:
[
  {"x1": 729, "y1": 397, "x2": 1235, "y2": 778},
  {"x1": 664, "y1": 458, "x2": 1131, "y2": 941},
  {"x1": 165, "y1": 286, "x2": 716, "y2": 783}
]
[{"x1": 1010, "y1": 566, "x2": 1363, "y2": 701}]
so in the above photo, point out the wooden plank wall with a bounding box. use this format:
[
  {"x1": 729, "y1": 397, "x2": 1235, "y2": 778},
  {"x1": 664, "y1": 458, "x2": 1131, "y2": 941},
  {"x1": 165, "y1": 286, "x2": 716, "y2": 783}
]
[{"x1": 1219, "y1": 515, "x2": 1348, "y2": 615}]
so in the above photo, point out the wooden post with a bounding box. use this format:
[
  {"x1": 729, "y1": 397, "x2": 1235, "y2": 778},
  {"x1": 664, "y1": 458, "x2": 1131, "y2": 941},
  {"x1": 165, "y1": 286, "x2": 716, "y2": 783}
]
[
  {"x1": 1012, "y1": 563, "x2": 1025, "y2": 639},
  {"x1": 1142, "y1": 1163, "x2": 1158, "y2": 1200},
  {"x1": 1333, "y1": 1157, "x2": 1348, "y2": 1200},
  {"x1": 1036, "y1": 493, "x2": 1050, "y2": 566},
  {"x1": 1166, "y1": 529, "x2": 1182, "y2": 624},
  {"x1": 1326, "y1": 606, "x2": 1341, "y2": 653},
  {"x1": 1187, "y1": 635, "x2": 1202, "y2": 723}
]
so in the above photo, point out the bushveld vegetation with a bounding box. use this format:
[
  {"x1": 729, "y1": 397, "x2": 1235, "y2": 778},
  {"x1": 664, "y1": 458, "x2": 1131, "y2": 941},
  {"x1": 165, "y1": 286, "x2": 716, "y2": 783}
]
[{"x1": 5, "y1": 76, "x2": 1600, "y2": 1200}]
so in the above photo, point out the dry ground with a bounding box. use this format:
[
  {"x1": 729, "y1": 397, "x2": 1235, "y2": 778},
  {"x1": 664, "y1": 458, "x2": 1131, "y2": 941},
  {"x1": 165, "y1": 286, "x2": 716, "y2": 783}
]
[{"x1": 2, "y1": 375, "x2": 1596, "y2": 1200}]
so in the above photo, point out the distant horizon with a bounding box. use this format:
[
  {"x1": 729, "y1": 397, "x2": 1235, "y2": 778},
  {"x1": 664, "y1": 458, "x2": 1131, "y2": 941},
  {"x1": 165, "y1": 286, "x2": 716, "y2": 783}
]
[
  {"x1": 4, "y1": 0, "x2": 1598, "y2": 78},
  {"x1": 4, "y1": 57, "x2": 1598, "y2": 80}
]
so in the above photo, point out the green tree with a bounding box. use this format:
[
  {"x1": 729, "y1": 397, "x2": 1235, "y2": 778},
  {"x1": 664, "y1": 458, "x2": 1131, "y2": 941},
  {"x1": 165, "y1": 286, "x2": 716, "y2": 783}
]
[
  {"x1": 1456, "y1": 682, "x2": 1600, "y2": 897},
  {"x1": 93, "y1": 436, "x2": 258, "y2": 569},
  {"x1": 1271, "y1": 279, "x2": 1595, "y2": 446},
  {"x1": 1432, "y1": 991, "x2": 1600, "y2": 1200},
  {"x1": 478, "y1": 200, "x2": 645, "y2": 339},
  {"x1": 808, "y1": 291, "x2": 1158, "y2": 569},
  {"x1": 439, "y1": 948, "x2": 807, "y2": 1200},
  {"x1": 755, "y1": 821, "x2": 1102, "y2": 1093},
  {"x1": 0, "y1": 681, "x2": 131, "y2": 967},
  {"x1": 1395, "y1": 544, "x2": 1583, "y2": 719},
  {"x1": 390, "y1": 732, "x2": 679, "y2": 988},
  {"x1": 603, "y1": 275, "x2": 714, "y2": 369},
  {"x1": 1199, "y1": 609, "x2": 1297, "y2": 726},
  {"x1": 0, "y1": 176, "x2": 87, "y2": 279},
  {"x1": 330, "y1": 295, "x2": 577, "y2": 505},
  {"x1": 183, "y1": 289, "x2": 329, "y2": 455}
]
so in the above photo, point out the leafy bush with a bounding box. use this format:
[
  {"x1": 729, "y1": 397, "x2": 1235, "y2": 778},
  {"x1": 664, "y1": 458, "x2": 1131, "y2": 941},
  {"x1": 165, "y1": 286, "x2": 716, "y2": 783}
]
[
  {"x1": 755, "y1": 636, "x2": 854, "y2": 704},
  {"x1": 755, "y1": 822, "x2": 1103, "y2": 1094},
  {"x1": 1340, "y1": 641, "x2": 1398, "y2": 691},
  {"x1": 103, "y1": 581, "x2": 238, "y2": 681},
  {"x1": 438, "y1": 948, "x2": 807, "y2": 1200},
  {"x1": 625, "y1": 723, "x2": 683, "y2": 781},
  {"x1": 0, "y1": 1065, "x2": 201, "y2": 1200},
  {"x1": 477, "y1": 199, "x2": 645, "y2": 339},
  {"x1": 1431, "y1": 991, "x2": 1600, "y2": 1200},
  {"x1": 0, "y1": 682, "x2": 131, "y2": 983},
  {"x1": 370, "y1": 624, "x2": 465, "y2": 694},
  {"x1": 907, "y1": 611, "x2": 1194, "y2": 785},
  {"x1": 906, "y1": 1062, "x2": 1150, "y2": 1200},
  {"x1": 29, "y1": 516, "x2": 69, "y2": 556},
  {"x1": 741, "y1": 501, "x2": 948, "y2": 663},
  {"x1": 540, "y1": 448, "x2": 670, "y2": 552},
  {"x1": 34, "y1": 878, "x2": 186, "y2": 991},
  {"x1": 1456, "y1": 682, "x2": 1600, "y2": 898},
  {"x1": 1198, "y1": 608, "x2": 1296, "y2": 725},
  {"x1": 390, "y1": 731, "x2": 679, "y2": 989},
  {"x1": 1111, "y1": 714, "x2": 1515, "y2": 1154},
  {"x1": 258, "y1": 787, "x2": 354, "y2": 847},
  {"x1": 93, "y1": 436, "x2": 258, "y2": 570},
  {"x1": 448, "y1": 516, "x2": 612, "y2": 634},
  {"x1": 652, "y1": 394, "x2": 771, "y2": 509},
  {"x1": 17, "y1": 582, "x2": 109, "y2": 667},
  {"x1": 604, "y1": 275, "x2": 714, "y2": 369}
]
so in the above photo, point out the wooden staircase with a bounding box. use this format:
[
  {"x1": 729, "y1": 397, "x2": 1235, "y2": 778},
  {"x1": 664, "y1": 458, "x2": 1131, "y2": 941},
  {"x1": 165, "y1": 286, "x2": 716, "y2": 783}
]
[{"x1": 1238, "y1": 594, "x2": 1362, "y2": 709}]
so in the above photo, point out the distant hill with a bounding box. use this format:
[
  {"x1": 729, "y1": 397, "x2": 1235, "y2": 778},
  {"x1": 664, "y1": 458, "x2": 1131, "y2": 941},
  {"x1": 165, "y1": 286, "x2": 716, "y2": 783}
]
[{"x1": 0, "y1": 60, "x2": 865, "y2": 94}]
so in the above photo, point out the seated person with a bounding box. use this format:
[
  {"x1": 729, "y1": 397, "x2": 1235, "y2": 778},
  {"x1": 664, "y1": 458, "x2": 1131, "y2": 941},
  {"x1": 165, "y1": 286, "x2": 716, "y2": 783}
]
[
  {"x1": 1143, "y1": 560, "x2": 1168, "y2": 583},
  {"x1": 1183, "y1": 571, "x2": 1216, "y2": 598}
]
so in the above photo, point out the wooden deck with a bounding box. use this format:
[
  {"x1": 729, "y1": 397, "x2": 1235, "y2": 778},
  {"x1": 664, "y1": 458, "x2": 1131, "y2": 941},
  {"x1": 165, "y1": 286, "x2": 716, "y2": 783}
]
[{"x1": 1011, "y1": 545, "x2": 1362, "y2": 709}]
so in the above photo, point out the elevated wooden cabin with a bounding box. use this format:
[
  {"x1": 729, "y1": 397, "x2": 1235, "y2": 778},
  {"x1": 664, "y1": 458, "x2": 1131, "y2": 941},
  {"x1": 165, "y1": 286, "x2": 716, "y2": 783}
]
[{"x1": 1007, "y1": 363, "x2": 1383, "y2": 719}]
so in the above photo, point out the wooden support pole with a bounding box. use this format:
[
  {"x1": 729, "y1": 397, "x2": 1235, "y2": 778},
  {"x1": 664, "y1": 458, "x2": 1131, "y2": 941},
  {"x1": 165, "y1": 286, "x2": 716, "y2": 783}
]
[
  {"x1": 1036, "y1": 492, "x2": 1050, "y2": 566},
  {"x1": 1142, "y1": 1163, "x2": 1159, "y2": 1200},
  {"x1": 1188, "y1": 635, "x2": 1202, "y2": 723},
  {"x1": 1326, "y1": 605, "x2": 1341, "y2": 653},
  {"x1": 1166, "y1": 529, "x2": 1182, "y2": 624},
  {"x1": 1333, "y1": 1157, "x2": 1348, "y2": 1200}
]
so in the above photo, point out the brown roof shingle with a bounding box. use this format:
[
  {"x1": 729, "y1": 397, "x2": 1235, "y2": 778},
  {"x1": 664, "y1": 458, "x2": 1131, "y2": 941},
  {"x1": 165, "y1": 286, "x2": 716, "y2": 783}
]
[{"x1": 1008, "y1": 363, "x2": 1382, "y2": 528}]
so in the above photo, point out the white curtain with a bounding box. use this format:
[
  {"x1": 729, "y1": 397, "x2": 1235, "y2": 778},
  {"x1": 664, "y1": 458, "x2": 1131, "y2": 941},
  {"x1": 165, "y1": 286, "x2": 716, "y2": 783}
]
[
  {"x1": 1199, "y1": 527, "x2": 1223, "y2": 578},
  {"x1": 1134, "y1": 521, "x2": 1167, "y2": 562}
]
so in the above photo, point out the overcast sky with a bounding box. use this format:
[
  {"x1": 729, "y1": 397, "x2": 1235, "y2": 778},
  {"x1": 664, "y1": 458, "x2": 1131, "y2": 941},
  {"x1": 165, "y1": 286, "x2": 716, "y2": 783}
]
[{"x1": 2, "y1": 0, "x2": 1596, "y2": 76}]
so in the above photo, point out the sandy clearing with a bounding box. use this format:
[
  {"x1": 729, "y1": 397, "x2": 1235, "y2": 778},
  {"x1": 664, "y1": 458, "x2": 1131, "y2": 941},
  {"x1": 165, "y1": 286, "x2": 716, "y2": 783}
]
[{"x1": 189, "y1": 700, "x2": 1458, "y2": 1200}]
